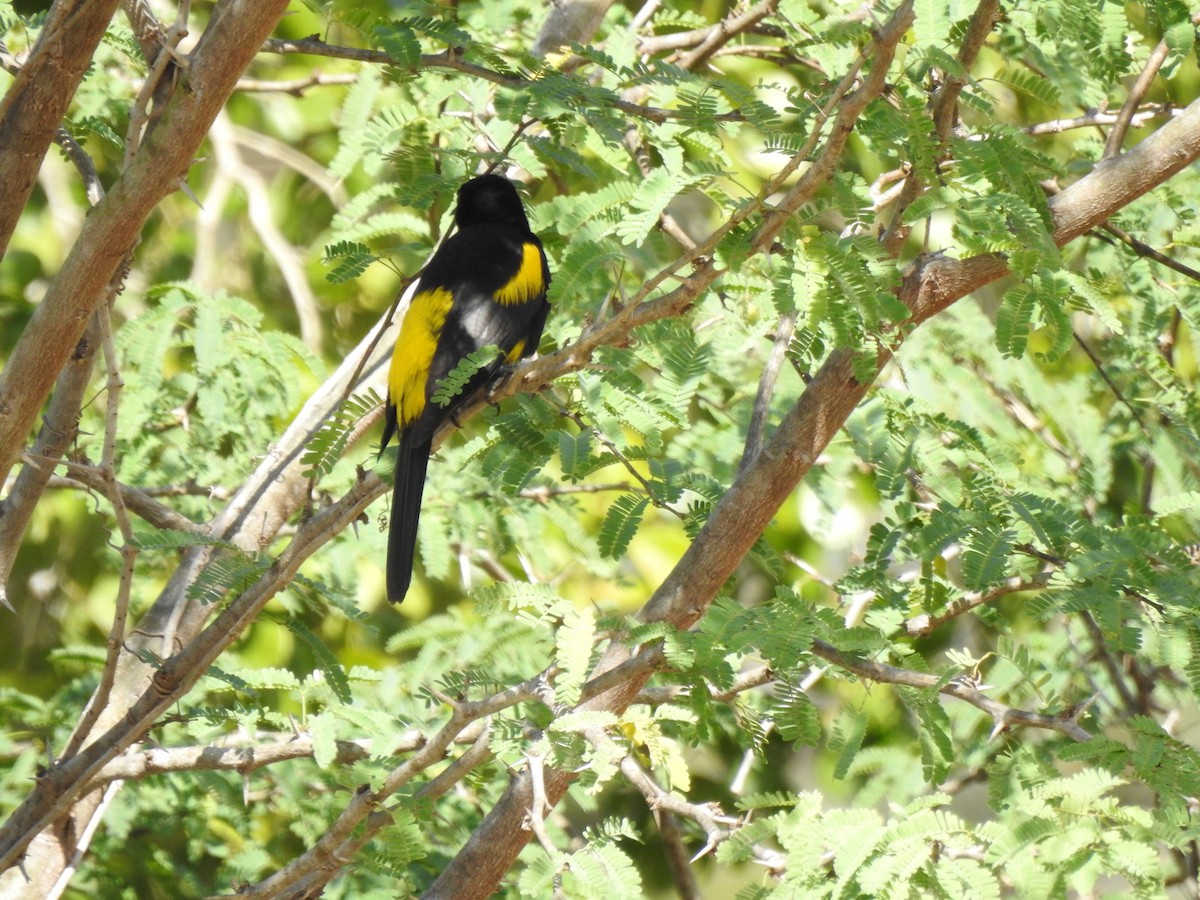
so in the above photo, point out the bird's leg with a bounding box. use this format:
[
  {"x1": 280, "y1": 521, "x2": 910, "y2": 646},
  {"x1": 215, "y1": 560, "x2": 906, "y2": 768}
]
[{"x1": 483, "y1": 363, "x2": 519, "y2": 408}]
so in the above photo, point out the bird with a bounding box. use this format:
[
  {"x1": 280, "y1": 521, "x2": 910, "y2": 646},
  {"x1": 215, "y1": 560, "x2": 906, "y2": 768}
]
[{"x1": 379, "y1": 174, "x2": 551, "y2": 603}]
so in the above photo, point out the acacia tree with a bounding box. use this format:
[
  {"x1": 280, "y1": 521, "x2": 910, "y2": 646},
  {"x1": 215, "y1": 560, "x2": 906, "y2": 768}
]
[{"x1": 2, "y1": 0, "x2": 1200, "y2": 897}]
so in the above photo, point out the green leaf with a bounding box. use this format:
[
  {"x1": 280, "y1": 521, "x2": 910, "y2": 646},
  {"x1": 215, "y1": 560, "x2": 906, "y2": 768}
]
[
  {"x1": 993, "y1": 67, "x2": 1062, "y2": 106},
  {"x1": 995, "y1": 285, "x2": 1036, "y2": 358},
  {"x1": 280, "y1": 616, "x2": 353, "y2": 705},
  {"x1": 1153, "y1": 491, "x2": 1200, "y2": 518},
  {"x1": 554, "y1": 607, "x2": 597, "y2": 706},
  {"x1": 831, "y1": 709, "x2": 869, "y2": 780},
  {"x1": 598, "y1": 494, "x2": 649, "y2": 559},
  {"x1": 613, "y1": 169, "x2": 704, "y2": 247},
  {"x1": 430, "y1": 345, "x2": 502, "y2": 408},
  {"x1": 302, "y1": 389, "x2": 383, "y2": 481},
  {"x1": 774, "y1": 683, "x2": 821, "y2": 748},
  {"x1": 962, "y1": 526, "x2": 1016, "y2": 590},
  {"x1": 308, "y1": 711, "x2": 338, "y2": 769},
  {"x1": 323, "y1": 240, "x2": 379, "y2": 284}
]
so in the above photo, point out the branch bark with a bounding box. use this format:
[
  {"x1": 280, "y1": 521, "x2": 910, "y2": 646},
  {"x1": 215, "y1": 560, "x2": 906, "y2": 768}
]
[
  {"x1": 530, "y1": 0, "x2": 616, "y2": 58},
  {"x1": 421, "y1": 80, "x2": 1200, "y2": 900},
  {"x1": 0, "y1": 0, "x2": 291, "y2": 490},
  {"x1": 0, "y1": 0, "x2": 122, "y2": 260},
  {"x1": 0, "y1": 2, "x2": 292, "y2": 890},
  {"x1": 4, "y1": 4, "x2": 1200, "y2": 894}
]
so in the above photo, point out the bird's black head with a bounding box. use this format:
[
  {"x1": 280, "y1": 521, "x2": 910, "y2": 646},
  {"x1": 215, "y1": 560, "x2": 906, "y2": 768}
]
[{"x1": 455, "y1": 174, "x2": 532, "y2": 231}]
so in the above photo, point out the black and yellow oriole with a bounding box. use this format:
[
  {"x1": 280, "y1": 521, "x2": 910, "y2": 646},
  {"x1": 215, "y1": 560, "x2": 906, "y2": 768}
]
[{"x1": 380, "y1": 175, "x2": 551, "y2": 603}]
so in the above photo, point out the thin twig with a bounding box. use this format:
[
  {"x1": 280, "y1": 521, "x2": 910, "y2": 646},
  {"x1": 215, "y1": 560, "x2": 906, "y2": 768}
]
[
  {"x1": 1077, "y1": 609, "x2": 1140, "y2": 713},
  {"x1": 60, "y1": 305, "x2": 138, "y2": 761},
  {"x1": 45, "y1": 779, "x2": 121, "y2": 900},
  {"x1": 903, "y1": 570, "x2": 1054, "y2": 637},
  {"x1": 39, "y1": 457, "x2": 205, "y2": 533},
  {"x1": 524, "y1": 745, "x2": 560, "y2": 858},
  {"x1": 1103, "y1": 38, "x2": 1173, "y2": 159},
  {"x1": 509, "y1": 481, "x2": 635, "y2": 502},
  {"x1": 629, "y1": 0, "x2": 661, "y2": 33},
  {"x1": 124, "y1": 2, "x2": 190, "y2": 167},
  {"x1": 880, "y1": 0, "x2": 1001, "y2": 253},
  {"x1": 810, "y1": 639, "x2": 1093, "y2": 742},
  {"x1": 655, "y1": 809, "x2": 703, "y2": 900},
  {"x1": 752, "y1": 1, "x2": 916, "y2": 251},
  {"x1": 1094, "y1": 219, "x2": 1200, "y2": 284},
  {"x1": 235, "y1": 71, "x2": 357, "y2": 93},
  {"x1": 88, "y1": 735, "x2": 377, "y2": 789},
  {"x1": 675, "y1": 0, "x2": 779, "y2": 70},
  {"x1": 637, "y1": 664, "x2": 774, "y2": 706},
  {"x1": 556, "y1": 403, "x2": 684, "y2": 517},
  {"x1": 1025, "y1": 105, "x2": 1179, "y2": 136},
  {"x1": 415, "y1": 723, "x2": 494, "y2": 801},
  {"x1": 53, "y1": 127, "x2": 104, "y2": 205},
  {"x1": 1073, "y1": 331, "x2": 1152, "y2": 432},
  {"x1": 260, "y1": 39, "x2": 744, "y2": 125}
]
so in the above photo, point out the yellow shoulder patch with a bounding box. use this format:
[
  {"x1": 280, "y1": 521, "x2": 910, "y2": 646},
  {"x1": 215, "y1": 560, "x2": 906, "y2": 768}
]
[
  {"x1": 388, "y1": 287, "x2": 454, "y2": 427},
  {"x1": 494, "y1": 243, "x2": 545, "y2": 306}
]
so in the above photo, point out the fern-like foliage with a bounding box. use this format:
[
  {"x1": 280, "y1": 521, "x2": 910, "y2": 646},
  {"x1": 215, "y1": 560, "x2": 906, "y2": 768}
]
[
  {"x1": 430, "y1": 345, "x2": 503, "y2": 408},
  {"x1": 322, "y1": 240, "x2": 379, "y2": 284},
  {"x1": 598, "y1": 494, "x2": 649, "y2": 559},
  {"x1": 300, "y1": 389, "x2": 383, "y2": 482}
]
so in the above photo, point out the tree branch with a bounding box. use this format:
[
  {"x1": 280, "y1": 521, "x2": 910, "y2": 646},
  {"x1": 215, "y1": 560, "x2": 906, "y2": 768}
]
[
  {"x1": 259, "y1": 38, "x2": 744, "y2": 124},
  {"x1": 810, "y1": 640, "x2": 1093, "y2": 742},
  {"x1": 740, "y1": 310, "x2": 798, "y2": 472},
  {"x1": 0, "y1": 317, "x2": 101, "y2": 606},
  {"x1": 674, "y1": 0, "x2": 779, "y2": 71},
  {"x1": 531, "y1": 0, "x2": 616, "y2": 58},
  {"x1": 33, "y1": 459, "x2": 203, "y2": 534},
  {"x1": 424, "y1": 49, "x2": 1200, "y2": 900},
  {"x1": 0, "y1": 0, "x2": 123, "y2": 260},
  {"x1": 903, "y1": 571, "x2": 1054, "y2": 637},
  {"x1": 60, "y1": 307, "x2": 138, "y2": 761},
  {"x1": 1103, "y1": 33, "x2": 1176, "y2": 159},
  {"x1": 0, "y1": 0, "x2": 292, "y2": 490},
  {"x1": 87, "y1": 734, "x2": 376, "y2": 789},
  {"x1": 1025, "y1": 104, "x2": 1181, "y2": 136},
  {"x1": 880, "y1": 0, "x2": 1002, "y2": 253}
]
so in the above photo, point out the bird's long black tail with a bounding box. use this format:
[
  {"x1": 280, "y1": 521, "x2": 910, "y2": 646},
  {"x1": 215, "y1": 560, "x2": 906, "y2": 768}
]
[{"x1": 387, "y1": 432, "x2": 432, "y2": 603}]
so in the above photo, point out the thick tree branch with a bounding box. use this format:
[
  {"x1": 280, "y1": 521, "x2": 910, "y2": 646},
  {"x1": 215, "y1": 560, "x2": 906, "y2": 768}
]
[
  {"x1": 423, "y1": 69, "x2": 1200, "y2": 900},
  {"x1": 0, "y1": 318, "x2": 100, "y2": 605},
  {"x1": 531, "y1": 0, "x2": 615, "y2": 58},
  {"x1": 0, "y1": 0, "x2": 123, "y2": 260},
  {"x1": 0, "y1": 0, "x2": 292, "y2": 491}
]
